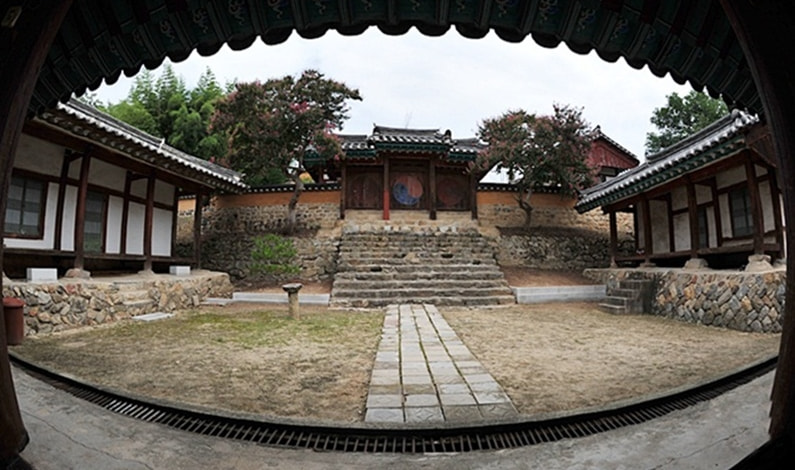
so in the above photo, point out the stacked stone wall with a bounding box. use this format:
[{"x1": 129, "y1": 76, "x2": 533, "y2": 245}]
[
  {"x1": 586, "y1": 268, "x2": 785, "y2": 333},
  {"x1": 2, "y1": 272, "x2": 233, "y2": 337},
  {"x1": 493, "y1": 229, "x2": 635, "y2": 271}
]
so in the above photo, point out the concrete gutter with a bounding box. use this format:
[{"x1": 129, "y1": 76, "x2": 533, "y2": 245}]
[
  {"x1": 228, "y1": 292, "x2": 330, "y2": 305},
  {"x1": 511, "y1": 285, "x2": 606, "y2": 304}
]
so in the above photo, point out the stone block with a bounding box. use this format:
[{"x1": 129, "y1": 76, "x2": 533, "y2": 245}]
[
  {"x1": 26, "y1": 268, "x2": 58, "y2": 282},
  {"x1": 166, "y1": 265, "x2": 189, "y2": 276}
]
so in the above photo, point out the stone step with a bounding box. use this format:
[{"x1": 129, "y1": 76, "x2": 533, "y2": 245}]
[
  {"x1": 335, "y1": 263, "x2": 503, "y2": 274},
  {"x1": 338, "y1": 244, "x2": 494, "y2": 253},
  {"x1": 337, "y1": 255, "x2": 496, "y2": 266},
  {"x1": 330, "y1": 295, "x2": 516, "y2": 308},
  {"x1": 598, "y1": 302, "x2": 628, "y2": 315},
  {"x1": 618, "y1": 279, "x2": 653, "y2": 290},
  {"x1": 608, "y1": 287, "x2": 638, "y2": 299},
  {"x1": 331, "y1": 278, "x2": 509, "y2": 291},
  {"x1": 602, "y1": 296, "x2": 631, "y2": 308},
  {"x1": 330, "y1": 286, "x2": 514, "y2": 299},
  {"x1": 334, "y1": 270, "x2": 507, "y2": 281}
]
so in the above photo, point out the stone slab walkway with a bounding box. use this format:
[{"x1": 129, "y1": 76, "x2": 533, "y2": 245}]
[{"x1": 365, "y1": 304, "x2": 518, "y2": 424}]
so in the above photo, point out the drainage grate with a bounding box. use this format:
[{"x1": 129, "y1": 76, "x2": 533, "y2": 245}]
[{"x1": 11, "y1": 354, "x2": 776, "y2": 453}]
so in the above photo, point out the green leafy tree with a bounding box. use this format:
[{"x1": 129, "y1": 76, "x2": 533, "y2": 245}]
[
  {"x1": 212, "y1": 69, "x2": 361, "y2": 234},
  {"x1": 105, "y1": 66, "x2": 227, "y2": 161},
  {"x1": 645, "y1": 90, "x2": 729, "y2": 155},
  {"x1": 249, "y1": 234, "x2": 301, "y2": 277},
  {"x1": 478, "y1": 105, "x2": 594, "y2": 229}
]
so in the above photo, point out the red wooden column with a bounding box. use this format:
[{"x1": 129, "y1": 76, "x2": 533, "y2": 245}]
[
  {"x1": 193, "y1": 192, "x2": 205, "y2": 269},
  {"x1": 143, "y1": 172, "x2": 156, "y2": 272},
  {"x1": 0, "y1": 2, "x2": 73, "y2": 464},
  {"x1": 721, "y1": 0, "x2": 795, "y2": 447},
  {"x1": 71, "y1": 152, "x2": 92, "y2": 273},
  {"x1": 429, "y1": 158, "x2": 437, "y2": 220},
  {"x1": 382, "y1": 158, "x2": 390, "y2": 220},
  {"x1": 339, "y1": 160, "x2": 346, "y2": 220}
]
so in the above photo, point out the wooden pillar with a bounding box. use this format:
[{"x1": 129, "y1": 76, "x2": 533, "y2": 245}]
[
  {"x1": 72, "y1": 152, "x2": 92, "y2": 271},
  {"x1": 470, "y1": 173, "x2": 478, "y2": 220},
  {"x1": 170, "y1": 189, "x2": 179, "y2": 261},
  {"x1": 120, "y1": 171, "x2": 133, "y2": 256},
  {"x1": 143, "y1": 172, "x2": 156, "y2": 272},
  {"x1": 339, "y1": 160, "x2": 346, "y2": 220},
  {"x1": 709, "y1": 178, "x2": 724, "y2": 247},
  {"x1": 721, "y1": 0, "x2": 795, "y2": 444},
  {"x1": 54, "y1": 150, "x2": 78, "y2": 251},
  {"x1": 686, "y1": 179, "x2": 700, "y2": 258},
  {"x1": 769, "y1": 169, "x2": 785, "y2": 259},
  {"x1": 640, "y1": 196, "x2": 653, "y2": 265},
  {"x1": 745, "y1": 158, "x2": 765, "y2": 254},
  {"x1": 382, "y1": 158, "x2": 390, "y2": 221},
  {"x1": 608, "y1": 210, "x2": 618, "y2": 267},
  {"x1": 666, "y1": 195, "x2": 675, "y2": 253},
  {"x1": 0, "y1": 1, "x2": 73, "y2": 463},
  {"x1": 429, "y1": 158, "x2": 437, "y2": 220},
  {"x1": 193, "y1": 192, "x2": 204, "y2": 269}
]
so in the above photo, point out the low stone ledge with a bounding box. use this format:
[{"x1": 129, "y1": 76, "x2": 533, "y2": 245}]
[
  {"x1": 2, "y1": 270, "x2": 233, "y2": 337},
  {"x1": 512, "y1": 285, "x2": 606, "y2": 304},
  {"x1": 585, "y1": 267, "x2": 785, "y2": 333}
]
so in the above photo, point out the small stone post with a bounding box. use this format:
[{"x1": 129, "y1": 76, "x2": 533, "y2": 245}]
[{"x1": 282, "y1": 283, "x2": 303, "y2": 320}]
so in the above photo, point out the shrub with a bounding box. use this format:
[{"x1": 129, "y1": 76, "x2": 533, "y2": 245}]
[{"x1": 250, "y1": 234, "x2": 301, "y2": 277}]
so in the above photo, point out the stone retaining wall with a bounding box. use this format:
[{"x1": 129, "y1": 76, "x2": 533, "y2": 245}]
[
  {"x1": 585, "y1": 267, "x2": 785, "y2": 333},
  {"x1": 2, "y1": 271, "x2": 233, "y2": 337},
  {"x1": 494, "y1": 229, "x2": 635, "y2": 271}
]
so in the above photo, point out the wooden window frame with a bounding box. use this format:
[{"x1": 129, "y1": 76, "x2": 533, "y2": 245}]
[
  {"x1": 4, "y1": 172, "x2": 47, "y2": 239},
  {"x1": 83, "y1": 189, "x2": 108, "y2": 254},
  {"x1": 728, "y1": 186, "x2": 754, "y2": 238}
]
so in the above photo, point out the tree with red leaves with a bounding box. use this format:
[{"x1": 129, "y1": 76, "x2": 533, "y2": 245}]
[
  {"x1": 478, "y1": 104, "x2": 594, "y2": 229},
  {"x1": 212, "y1": 70, "x2": 361, "y2": 233}
]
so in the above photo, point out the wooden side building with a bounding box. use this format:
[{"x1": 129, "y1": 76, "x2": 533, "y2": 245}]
[{"x1": 576, "y1": 110, "x2": 783, "y2": 269}]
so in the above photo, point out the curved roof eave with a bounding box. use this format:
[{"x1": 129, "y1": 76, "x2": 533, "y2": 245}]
[{"x1": 29, "y1": 2, "x2": 760, "y2": 117}]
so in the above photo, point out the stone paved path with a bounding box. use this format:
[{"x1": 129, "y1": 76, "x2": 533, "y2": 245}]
[{"x1": 365, "y1": 304, "x2": 518, "y2": 424}]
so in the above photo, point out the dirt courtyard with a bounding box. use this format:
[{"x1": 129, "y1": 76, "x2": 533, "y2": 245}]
[{"x1": 11, "y1": 301, "x2": 779, "y2": 423}]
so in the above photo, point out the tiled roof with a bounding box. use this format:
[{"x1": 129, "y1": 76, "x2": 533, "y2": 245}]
[
  {"x1": 592, "y1": 127, "x2": 640, "y2": 165},
  {"x1": 576, "y1": 110, "x2": 759, "y2": 213},
  {"x1": 338, "y1": 126, "x2": 481, "y2": 162},
  {"x1": 37, "y1": 99, "x2": 247, "y2": 193}
]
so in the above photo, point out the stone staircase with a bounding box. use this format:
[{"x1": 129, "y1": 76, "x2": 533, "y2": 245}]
[
  {"x1": 599, "y1": 275, "x2": 654, "y2": 315},
  {"x1": 331, "y1": 227, "x2": 515, "y2": 307}
]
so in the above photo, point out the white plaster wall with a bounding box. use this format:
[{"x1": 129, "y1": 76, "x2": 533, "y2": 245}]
[
  {"x1": 88, "y1": 159, "x2": 126, "y2": 191},
  {"x1": 130, "y1": 179, "x2": 147, "y2": 199},
  {"x1": 154, "y1": 181, "x2": 175, "y2": 205},
  {"x1": 105, "y1": 196, "x2": 124, "y2": 254},
  {"x1": 15, "y1": 135, "x2": 63, "y2": 177},
  {"x1": 152, "y1": 208, "x2": 172, "y2": 256},
  {"x1": 650, "y1": 200, "x2": 670, "y2": 253},
  {"x1": 60, "y1": 186, "x2": 77, "y2": 251},
  {"x1": 707, "y1": 207, "x2": 718, "y2": 247},
  {"x1": 673, "y1": 212, "x2": 690, "y2": 251},
  {"x1": 719, "y1": 193, "x2": 732, "y2": 239},
  {"x1": 126, "y1": 202, "x2": 145, "y2": 255},
  {"x1": 696, "y1": 185, "x2": 712, "y2": 204},
  {"x1": 671, "y1": 187, "x2": 687, "y2": 211},
  {"x1": 716, "y1": 165, "x2": 746, "y2": 189},
  {"x1": 759, "y1": 181, "x2": 776, "y2": 232},
  {"x1": 3, "y1": 182, "x2": 58, "y2": 250}
]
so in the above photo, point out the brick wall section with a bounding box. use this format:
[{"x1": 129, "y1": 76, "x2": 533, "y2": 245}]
[
  {"x1": 585, "y1": 268, "x2": 785, "y2": 333},
  {"x1": 476, "y1": 190, "x2": 634, "y2": 233},
  {"x1": 179, "y1": 187, "x2": 636, "y2": 280}
]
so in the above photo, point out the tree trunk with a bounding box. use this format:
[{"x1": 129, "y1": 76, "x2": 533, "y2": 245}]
[
  {"x1": 517, "y1": 189, "x2": 534, "y2": 230},
  {"x1": 285, "y1": 175, "x2": 304, "y2": 234}
]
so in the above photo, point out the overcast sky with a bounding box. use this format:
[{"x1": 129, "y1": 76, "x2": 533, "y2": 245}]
[{"x1": 91, "y1": 28, "x2": 693, "y2": 161}]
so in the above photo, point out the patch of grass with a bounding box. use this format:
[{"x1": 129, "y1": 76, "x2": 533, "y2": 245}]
[{"x1": 12, "y1": 304, "x2": 384, "y2": 422}]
